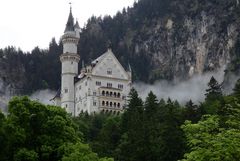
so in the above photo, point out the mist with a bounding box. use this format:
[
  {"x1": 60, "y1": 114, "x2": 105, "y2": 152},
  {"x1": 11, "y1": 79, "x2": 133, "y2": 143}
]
[
  {"x1": 1, "y1": 65, "x2": 239, "y2": 112},
  {"x1": 133, "y1": 66, "x2": 232, "y2": 104},
  {"x1": 0, "y1": 87, "x2": 56, "y2": 113},
  {"x1": 30, "y1": 89, "x2": 56, "y2": 105}
]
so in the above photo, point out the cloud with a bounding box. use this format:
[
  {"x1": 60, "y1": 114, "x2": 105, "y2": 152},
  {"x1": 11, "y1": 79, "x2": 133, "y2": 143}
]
[
  {"x1": 30, "y1": 89, "x2": 56, "y2": 105},
  {"x1": 134, "y1": 66, "x2": 226, "y2": 104}
]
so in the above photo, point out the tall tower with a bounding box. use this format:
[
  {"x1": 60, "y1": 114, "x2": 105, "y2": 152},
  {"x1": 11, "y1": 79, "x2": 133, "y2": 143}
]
[{"x1": 60, "y1": 7, "x2": 80, "y2": 115}]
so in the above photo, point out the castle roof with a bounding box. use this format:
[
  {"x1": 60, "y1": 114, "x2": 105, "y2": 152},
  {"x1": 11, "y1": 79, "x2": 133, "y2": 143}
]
[
  {"x1": 74, "y1": 20, "x2": 80, "y2": 29},
  {"x1": 64, "y1": 7, "x2": 75, "y2": 32}
]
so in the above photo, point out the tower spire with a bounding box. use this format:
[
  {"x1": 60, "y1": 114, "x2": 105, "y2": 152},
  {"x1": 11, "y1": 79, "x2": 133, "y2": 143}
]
[{"x1": 64, "y1": 3, "x2": 74, "y2": 32}]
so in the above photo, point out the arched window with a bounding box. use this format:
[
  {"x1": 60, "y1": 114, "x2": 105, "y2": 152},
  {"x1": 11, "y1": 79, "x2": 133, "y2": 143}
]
[
  {"x1": 106, "y1": 91, "x2": 109, "y2": 96},
  {"x1": 102, "y1": 101, "x2": 105, "y2": 106},
  {"x1": 102, "y1": 91, "x2": 105, "y2": 96},
  {"x1": 110, "y1": 102, "x2": 112, "y2": 107},
  {"x1": 117, "y1": 93, "x2": 121, "y2": 98},
  {"x1": 110, "y1": 92, "x2": 113, "y2": 97},
  {"x1": 114, "y1": 102, "x2": 116, "y2": 107},
  {"x1": 106, "y1": 101, "x2": 109, "y2": 106},
  {"x1": 114, "y1": 92, "x2": 117, "y2": 97},
  {"x1": 117, "y1": 103, "x2": 120, "y2": 108}
]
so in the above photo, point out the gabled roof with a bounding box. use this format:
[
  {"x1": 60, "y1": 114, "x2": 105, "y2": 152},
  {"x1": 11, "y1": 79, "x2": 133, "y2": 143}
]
[{"x1": 91, "y1": 49, "x2": 130, "y2": 80}]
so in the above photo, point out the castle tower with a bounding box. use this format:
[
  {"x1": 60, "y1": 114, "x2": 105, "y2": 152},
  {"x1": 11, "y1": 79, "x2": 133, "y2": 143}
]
[{"x1": 60, "y1": 7, "x2": 80, "y2": 115}]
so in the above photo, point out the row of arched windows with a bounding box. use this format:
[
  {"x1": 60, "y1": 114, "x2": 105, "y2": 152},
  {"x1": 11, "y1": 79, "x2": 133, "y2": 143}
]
[
  {"x1": 102, "y1": 90, "x2": 121, "y2": 98},
  {"x1": 102, "y1": 101, "x2": 121, "y2": 108},
  {"x1": 101, "y1": 110, "x2": 120, "y2": 115}
]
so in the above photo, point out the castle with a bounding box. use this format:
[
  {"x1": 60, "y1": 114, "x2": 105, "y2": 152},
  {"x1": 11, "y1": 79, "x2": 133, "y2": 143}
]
[{"x1": 54, "y1": 8, "x2": 132, "y2": 116}]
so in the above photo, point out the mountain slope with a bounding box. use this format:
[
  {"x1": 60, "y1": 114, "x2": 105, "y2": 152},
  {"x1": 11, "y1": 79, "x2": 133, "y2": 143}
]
[{"x1": 0, "y1": 0, "x2": 239, "y2": 96}]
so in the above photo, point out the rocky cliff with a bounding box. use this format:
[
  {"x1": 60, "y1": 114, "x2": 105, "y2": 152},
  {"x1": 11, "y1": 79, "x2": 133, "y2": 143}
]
[
  {"x1": 0, "y1": 0, "x2": 240, "y2": 100},
  {"x1": 78, "y1": 0, "x2": 240, "y2": 82}
]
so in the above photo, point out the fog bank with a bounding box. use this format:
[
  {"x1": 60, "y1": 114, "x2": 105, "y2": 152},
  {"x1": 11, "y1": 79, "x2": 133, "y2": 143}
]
[{"x1": 134, "y1": 67, "x2": 228, "y2": 104}]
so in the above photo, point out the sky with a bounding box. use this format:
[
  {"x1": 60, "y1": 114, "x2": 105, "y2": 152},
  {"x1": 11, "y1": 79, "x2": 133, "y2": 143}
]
[{"x1": 0, "y1": 0, "x2": 135, "y2": 52}]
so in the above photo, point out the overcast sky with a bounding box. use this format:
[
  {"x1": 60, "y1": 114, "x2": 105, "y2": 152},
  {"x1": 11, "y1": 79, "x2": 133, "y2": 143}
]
[{"x1": 0, "y1": 0, "x2": 135, "y2": 52}]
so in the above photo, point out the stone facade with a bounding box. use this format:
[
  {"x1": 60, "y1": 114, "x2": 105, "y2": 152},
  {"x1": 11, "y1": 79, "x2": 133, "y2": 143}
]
[{"x1": 55, "y1": 8, "x2": 131, "y2": 116}]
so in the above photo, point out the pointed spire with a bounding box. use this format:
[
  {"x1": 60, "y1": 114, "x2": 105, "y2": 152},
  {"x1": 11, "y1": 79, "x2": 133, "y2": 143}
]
[
  {"x1": 74, "y1": 19, "x2": 80, "y2": 29},
  {"x1": 64, "y1": 5, "x2": 75, "y2": 32}
]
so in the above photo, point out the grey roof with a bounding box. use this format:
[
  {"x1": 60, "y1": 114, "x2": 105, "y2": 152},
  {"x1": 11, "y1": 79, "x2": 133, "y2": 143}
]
[
  {"x1": 74, "y1": 20, "x2": 80, "y2": 29},
  {"x1": 64, "y1": 7, "x2": 75, "y2": 32}
]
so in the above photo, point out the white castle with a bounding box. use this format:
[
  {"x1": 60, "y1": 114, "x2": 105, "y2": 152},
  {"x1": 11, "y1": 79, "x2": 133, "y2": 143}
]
[{"x1": 54, "y1": 8, "x2": 132, "y2": 116}]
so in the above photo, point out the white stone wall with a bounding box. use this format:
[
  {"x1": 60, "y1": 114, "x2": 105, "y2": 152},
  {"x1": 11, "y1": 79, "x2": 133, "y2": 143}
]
[
  {"x1": 63, "y1": 43, "x2": 78, "y2": 54},
  {"x1": 62, "y1": 60, "x2": 78, "y2": 74},
  {"x1": 74, "y1": 74, "x2": 131, "y2": 116},
  {"x1": 61, "y1": 73, "x2": 76, "y2": 115}
]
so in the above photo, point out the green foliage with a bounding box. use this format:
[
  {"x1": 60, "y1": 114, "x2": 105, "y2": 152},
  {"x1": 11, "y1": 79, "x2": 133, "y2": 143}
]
[
  {"x1": 59, "y1": 143, "x2": 113, "y2": 161},
  {"x1": 14, "y1": 148, "x2": 38, "y2": 161},
  {"x1": 182, "y1": 90, "x2": 240, "y2": 161},
  {"x1": 182, "y1": 114, "x2": 240, "y2": 161},
  {"x1": 0, "y1": 97, "x2": 113, "y2": 161}
]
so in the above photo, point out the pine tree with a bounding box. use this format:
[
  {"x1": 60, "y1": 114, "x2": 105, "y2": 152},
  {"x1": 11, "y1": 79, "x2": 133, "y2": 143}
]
[
  {"x1": 116, "y1": 88, "x2": 145, "y2": 161},
  {"x1": 233, "y1": 79, "x2": 240, "y2": 99},
  {"x1": 205, "y1": 76, "x2": 223, "y2": 101},
  {"x1": 144, "y1": 91, "x2": 160, "y2": 161},
  {"x1": 202, "y1": 76, "x2": 224, "y2": 114}
]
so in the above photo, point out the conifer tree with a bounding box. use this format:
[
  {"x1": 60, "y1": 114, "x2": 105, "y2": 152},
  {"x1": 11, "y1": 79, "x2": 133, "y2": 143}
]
[
  {"x1": 205, "y1": 76, "x2": 223, "y2": 101},
  {"x1": 116, "y1": 88, "x2": 145, "y2": 161},
  {"x1": 202, "y1": 76, "x2": 224, "y2": 114},
  {"x1": 233, "y1": 79, "x2": 240, "y2": 99}
]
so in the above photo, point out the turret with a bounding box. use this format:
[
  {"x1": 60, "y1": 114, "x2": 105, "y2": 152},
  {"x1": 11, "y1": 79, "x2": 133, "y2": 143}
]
[{"x1": 60, "y1": 7, "x2": 80, "y2": 115}]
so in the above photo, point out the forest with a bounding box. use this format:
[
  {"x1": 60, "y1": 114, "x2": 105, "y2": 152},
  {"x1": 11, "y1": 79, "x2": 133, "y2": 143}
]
[{"x1": 0, "y1": 76, "x2": 240, "y2": 161}]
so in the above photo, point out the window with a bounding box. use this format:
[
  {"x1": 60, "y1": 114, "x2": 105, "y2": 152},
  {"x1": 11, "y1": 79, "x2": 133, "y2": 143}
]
[
  {"x1": 107, "y1": 83, "x2": 112, "y2": 88},
  {"x1": 96, "y1": 81, "x2": 101, "y2": 86},
  {"x1": 102, "y1": 91, "x2": 105, "y2": 96},
  {"x1": 117, "y1": 103, "x2": 120, "y2": 108},
  {"x1": 93, "y1": 101, "x2": 97, "y2": 106},
  {"x1": 64, "y1": 89, "x2": 68, "y2": 93},
  {"x1": 102, "y1": 101, "x2": 105, "y2": 106},
  {"x1": 107, "y1": 68, "x2": 112, "y2": 75},
  {"x1": 118, "y1": 84, "x2": 123, "y2": 89}
]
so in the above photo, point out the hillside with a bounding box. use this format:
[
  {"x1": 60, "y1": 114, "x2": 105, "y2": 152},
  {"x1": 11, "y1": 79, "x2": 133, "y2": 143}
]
[{"x1": 0, "y1": 0, "x2": 239, "y2": 95}]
